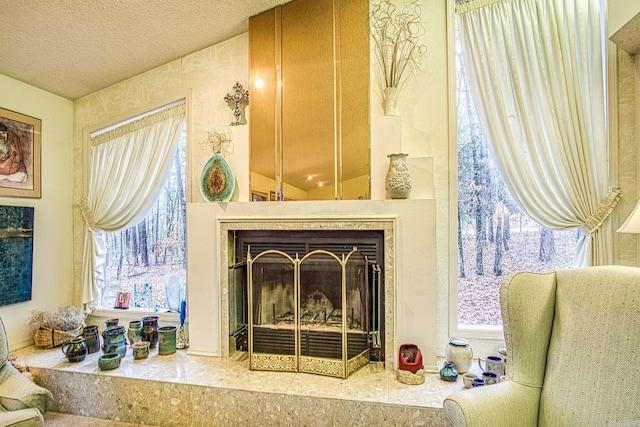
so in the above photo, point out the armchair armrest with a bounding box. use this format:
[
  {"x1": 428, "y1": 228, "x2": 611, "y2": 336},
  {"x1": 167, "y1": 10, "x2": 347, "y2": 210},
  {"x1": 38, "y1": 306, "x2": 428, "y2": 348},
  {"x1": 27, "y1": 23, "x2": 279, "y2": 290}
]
[
  {"x1": 0, "y1": 405, "x2": 45, "y2": 427},
  {"x1": 443, "y1": 382, "x2": 541, "y2": 427},
  {"x1": 0, "y1": 363, "x2": 53, "y2": 414}
]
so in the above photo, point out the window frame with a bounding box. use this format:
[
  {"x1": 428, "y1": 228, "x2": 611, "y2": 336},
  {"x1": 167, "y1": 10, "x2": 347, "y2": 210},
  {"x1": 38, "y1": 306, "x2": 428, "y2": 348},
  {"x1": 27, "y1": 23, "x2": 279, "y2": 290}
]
[
  {"x1": 86, "y1": 102, "x2": 187, "y2": 314},
  {"x1": 447, "y1": 2, "x2": 616, "y2": 343},
  {"x1": 447, "y1": 2, "x2": 503, "y2": 342}
]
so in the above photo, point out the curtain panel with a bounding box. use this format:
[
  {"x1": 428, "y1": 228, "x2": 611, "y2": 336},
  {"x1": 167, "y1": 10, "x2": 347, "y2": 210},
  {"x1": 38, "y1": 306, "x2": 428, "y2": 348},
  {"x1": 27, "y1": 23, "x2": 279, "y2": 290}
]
[
  {"x1": 456, "y1": 0, "x2": 619, "y2": 266},
  {"x1": 79, "y1": 103, "x2": 186, "y2": 307}
]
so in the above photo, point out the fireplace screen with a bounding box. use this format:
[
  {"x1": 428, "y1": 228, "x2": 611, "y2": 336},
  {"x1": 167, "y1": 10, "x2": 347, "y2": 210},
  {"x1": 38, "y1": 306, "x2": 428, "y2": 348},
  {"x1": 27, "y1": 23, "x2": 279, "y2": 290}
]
[{"x1": 248, "y1": 247, "x2": 371, "y2": 378}]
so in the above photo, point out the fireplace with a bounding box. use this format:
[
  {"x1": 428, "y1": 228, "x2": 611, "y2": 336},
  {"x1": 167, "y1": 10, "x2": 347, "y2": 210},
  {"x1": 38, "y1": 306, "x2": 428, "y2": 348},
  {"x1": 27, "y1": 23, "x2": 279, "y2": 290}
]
[
  {"x1": 186, "y1": 200, "x2": 438, "y2": 373},
  {"x1": 228, "y1": 230, "x2": 384, "y2": 378}
]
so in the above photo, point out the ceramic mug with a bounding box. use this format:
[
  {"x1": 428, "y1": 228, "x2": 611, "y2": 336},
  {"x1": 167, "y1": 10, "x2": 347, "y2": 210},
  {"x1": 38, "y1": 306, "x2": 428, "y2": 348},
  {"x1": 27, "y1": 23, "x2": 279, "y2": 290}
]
[
  {"x1": 478, "y1": 355, "x2": 505, "y2": 376},
  {"x1": 462, "y1": 372, "x2": 477, "y2": 389},
  {"x1": 132, "y1": 341, "x2": 150, "y2": 360},
  {"x1": 482, "y1": 371, "x2": 498, "y2": 385},
  {"x1": 471, "y1": 378, "x2": 486, "y2": 387},
  {"x1": 158, "y1": 326, "x2": 177, "y2": 355},
  {"x1": 82, "y1": 325, "x2": 101, "y2": 354}
]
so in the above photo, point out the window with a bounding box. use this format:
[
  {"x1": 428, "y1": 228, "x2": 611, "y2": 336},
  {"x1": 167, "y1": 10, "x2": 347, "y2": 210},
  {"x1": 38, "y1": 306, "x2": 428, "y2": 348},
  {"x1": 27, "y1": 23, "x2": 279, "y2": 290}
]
[
  {"x1": 455, "y1": 28, "x2": 575, "y2": 329},
  {"x1": 99, "y1": 125, "x2": 186, "y2": 311}
]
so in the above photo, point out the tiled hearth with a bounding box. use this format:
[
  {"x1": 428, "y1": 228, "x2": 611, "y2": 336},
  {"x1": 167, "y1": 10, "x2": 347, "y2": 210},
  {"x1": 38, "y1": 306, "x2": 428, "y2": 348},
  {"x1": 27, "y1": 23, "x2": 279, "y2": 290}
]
[{"x1": 14, "y1": 345, "x2": 456, "y2": 426}]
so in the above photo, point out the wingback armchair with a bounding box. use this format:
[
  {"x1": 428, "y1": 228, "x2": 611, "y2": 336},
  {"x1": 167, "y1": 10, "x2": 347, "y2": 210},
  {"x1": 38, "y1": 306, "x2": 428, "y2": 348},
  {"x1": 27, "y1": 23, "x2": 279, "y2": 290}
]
[
  {"x1": 0, "y1": 317, "x2": 53, "y2": 426},
  {"x1": 444, "y1": 266, "x2": 640, "y2": 427}
]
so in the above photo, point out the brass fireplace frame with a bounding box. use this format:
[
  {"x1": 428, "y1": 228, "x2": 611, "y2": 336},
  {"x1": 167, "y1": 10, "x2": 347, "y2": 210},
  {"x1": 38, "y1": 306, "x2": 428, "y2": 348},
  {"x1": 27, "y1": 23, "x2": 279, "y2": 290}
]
[{"x1": 247, "y1": 247, "x2": 370, "y2": 378}]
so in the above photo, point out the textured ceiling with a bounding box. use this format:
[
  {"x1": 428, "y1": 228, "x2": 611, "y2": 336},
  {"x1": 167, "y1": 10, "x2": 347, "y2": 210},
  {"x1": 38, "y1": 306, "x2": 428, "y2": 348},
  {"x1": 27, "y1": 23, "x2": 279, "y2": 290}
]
[{"x1": 0, "y1": 0, "x2": 288, "y2": 100}]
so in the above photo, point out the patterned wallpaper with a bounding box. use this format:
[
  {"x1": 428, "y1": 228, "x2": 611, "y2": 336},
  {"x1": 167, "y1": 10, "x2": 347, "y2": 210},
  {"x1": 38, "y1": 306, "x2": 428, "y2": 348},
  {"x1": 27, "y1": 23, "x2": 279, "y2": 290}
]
[
  {"x1": 616, "y1": 47, "x2": 639, "y2": 265},
  {"x1": 72, "y1": 34, "x2": 250, "y2": 304}
]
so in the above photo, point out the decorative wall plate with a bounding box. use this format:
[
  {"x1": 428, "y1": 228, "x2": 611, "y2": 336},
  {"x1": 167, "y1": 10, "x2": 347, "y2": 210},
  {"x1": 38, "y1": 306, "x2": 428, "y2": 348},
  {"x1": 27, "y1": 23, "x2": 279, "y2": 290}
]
[{"x1": 200, "y1": 153, "x2": 235, "y2": 202}]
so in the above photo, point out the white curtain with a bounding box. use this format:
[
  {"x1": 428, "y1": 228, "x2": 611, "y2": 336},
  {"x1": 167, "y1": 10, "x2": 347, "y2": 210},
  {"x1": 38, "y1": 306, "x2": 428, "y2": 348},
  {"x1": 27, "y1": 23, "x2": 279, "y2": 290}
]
[
  {"x1": 456, "y1": 0, "x2": 619, "y2": 266},
  {"x1": 79, "y1": 103, "x2": 186, "y2": 307}
]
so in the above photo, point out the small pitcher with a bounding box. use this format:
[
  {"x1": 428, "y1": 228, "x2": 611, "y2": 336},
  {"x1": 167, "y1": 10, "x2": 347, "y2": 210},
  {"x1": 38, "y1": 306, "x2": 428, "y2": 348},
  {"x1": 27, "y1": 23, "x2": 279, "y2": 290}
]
[{"x1": 61, "y1": 337, "x2": 88, "y2": 362}]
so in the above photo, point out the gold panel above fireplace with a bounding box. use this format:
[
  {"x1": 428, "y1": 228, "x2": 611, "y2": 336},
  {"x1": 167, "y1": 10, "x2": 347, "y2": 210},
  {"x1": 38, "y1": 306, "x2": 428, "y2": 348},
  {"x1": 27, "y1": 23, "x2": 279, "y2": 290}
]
[{"x1": 249, "y1": 0, "x2": 370, "y2": 200}]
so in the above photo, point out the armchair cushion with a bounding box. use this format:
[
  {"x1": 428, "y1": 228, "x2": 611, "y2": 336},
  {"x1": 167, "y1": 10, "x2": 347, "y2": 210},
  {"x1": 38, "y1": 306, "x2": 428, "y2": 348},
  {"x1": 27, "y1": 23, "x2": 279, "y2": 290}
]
[
  {"x1": 0, "y1": 363, "x2": 53, "y2": 414},
  {"x1": 538, "y1": 266, "x2": 640, "y2": 427}
]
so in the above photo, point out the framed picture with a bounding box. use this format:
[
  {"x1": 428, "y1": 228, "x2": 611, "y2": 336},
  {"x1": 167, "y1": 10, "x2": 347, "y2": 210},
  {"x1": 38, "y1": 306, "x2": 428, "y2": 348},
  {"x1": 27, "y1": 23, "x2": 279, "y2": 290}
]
[
  {"x1": 251, "y1": 191, "x2": 267, "y2": 202},
  {"x1": 114, "y1": 292, "x2": 131, "y2": 309},
  {"x1": 0, "y1": 206, "x2": 34, "y2": 306},
  {"x1": 0, "y1": 107, "x2": 41, "y2": 198}
]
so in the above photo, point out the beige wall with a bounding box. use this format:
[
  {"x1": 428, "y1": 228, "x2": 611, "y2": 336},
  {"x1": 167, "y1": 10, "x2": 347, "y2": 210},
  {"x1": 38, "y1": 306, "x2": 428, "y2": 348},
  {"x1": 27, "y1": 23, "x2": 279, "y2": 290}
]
[
  {"x1": 608, "y1": 0, "x2": 640, "y2": 37},
  {"x1": 0, "y1": 74, "x2": 74, "y2": 349}
]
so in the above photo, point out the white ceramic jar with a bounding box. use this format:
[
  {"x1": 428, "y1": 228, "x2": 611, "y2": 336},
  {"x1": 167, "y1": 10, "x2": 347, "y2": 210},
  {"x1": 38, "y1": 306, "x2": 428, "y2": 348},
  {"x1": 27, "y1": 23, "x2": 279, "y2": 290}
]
[{"x1": 445, "y1": 337, "x2": 473, "y2": 373}]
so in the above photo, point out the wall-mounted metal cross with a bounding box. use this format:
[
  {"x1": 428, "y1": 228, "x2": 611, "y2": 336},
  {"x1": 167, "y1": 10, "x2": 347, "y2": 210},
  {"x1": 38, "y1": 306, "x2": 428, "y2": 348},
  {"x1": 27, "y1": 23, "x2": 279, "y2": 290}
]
[{"x1": 224, "y1": 82, "x2": 249, "y2": 126}]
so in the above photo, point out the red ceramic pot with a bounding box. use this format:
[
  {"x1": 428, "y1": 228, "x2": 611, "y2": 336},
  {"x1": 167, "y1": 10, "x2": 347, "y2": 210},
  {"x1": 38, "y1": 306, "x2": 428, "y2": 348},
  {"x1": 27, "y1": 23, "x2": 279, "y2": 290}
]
[{"x1": 399, "y1": 343, "x2": 423, "y2": 374}]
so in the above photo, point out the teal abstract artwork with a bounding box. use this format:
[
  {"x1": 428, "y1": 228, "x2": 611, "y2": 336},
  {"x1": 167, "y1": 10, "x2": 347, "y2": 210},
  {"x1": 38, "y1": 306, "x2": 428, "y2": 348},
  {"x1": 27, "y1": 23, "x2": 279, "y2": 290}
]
[{"x1": 0, "y1": 206, "x2": 34, "y2": 306}]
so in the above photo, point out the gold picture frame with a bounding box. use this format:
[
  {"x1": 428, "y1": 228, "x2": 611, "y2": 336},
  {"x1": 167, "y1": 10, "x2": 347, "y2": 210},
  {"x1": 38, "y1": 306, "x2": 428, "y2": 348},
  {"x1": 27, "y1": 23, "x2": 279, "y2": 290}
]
[{"x1": 0, "y1": 107, "x2": 41, "y2": 198}]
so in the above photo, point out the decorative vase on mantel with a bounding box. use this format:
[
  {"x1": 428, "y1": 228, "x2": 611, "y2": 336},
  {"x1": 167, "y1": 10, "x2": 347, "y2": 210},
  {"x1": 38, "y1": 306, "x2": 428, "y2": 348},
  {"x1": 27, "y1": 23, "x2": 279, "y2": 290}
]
[
  {"x1": 383, "y1": 86, "x2": 399, "y2": 116},
  {"x1": 200, "y1": 152, "x2": 235, "y2": 202},
  {"x1": 385, "y1": 153, "x2": 412, "y2": 199}
]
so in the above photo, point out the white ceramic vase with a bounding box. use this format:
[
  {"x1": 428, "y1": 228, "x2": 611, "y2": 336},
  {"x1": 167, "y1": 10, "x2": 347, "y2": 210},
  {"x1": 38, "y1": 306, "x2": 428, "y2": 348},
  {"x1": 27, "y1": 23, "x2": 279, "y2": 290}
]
[
  {"x1": 385, "y1": 153, "x2": 411, "y2": 199},
  {"x1": 383, "y1": 86, "x2": 399, "y2": 116},
  {"x1": 445, "y1": 337, "x2": 473, "y2": 373}
]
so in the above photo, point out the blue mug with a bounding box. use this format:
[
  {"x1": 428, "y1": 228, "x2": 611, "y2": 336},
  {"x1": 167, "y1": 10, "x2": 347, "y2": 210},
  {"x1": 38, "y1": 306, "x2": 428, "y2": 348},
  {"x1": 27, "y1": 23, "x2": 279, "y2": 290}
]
[
  {"x1": 472, "y1": 378, "x2": 486, "y2": 387},
  {"x1": 482, "y1": 371, "x2": 498, "y2": 385}
]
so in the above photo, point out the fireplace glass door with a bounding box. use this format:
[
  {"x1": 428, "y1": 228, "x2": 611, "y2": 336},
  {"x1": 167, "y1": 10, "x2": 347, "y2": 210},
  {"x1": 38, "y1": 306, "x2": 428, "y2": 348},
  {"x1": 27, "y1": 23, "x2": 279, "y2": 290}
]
[{"x1": 248, "y1": 247, "x2": 370, "y2": 378}]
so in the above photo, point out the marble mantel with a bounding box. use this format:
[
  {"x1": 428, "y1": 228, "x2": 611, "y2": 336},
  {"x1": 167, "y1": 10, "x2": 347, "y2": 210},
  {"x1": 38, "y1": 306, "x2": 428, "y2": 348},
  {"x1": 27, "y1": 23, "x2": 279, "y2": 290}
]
[{"x1": 186, "y1": 199, "x2": 438, "y2": 371}]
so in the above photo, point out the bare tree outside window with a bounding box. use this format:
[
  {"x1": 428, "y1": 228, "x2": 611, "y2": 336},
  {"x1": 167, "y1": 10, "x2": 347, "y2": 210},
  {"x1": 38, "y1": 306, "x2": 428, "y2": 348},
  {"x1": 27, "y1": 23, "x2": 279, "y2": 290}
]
[
  {"x1": 101, "y1": 126, "x2": 187, "y2": 311},
  {"x1": 456, "y1": 28, "x2": 575, "y2": 327}
]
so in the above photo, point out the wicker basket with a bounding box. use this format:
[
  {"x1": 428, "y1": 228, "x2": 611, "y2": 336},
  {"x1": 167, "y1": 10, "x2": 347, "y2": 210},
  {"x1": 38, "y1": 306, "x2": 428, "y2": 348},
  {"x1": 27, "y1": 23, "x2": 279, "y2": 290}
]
[{"x1": 34, "y1": 325, "x2": 82, "y2": 349}]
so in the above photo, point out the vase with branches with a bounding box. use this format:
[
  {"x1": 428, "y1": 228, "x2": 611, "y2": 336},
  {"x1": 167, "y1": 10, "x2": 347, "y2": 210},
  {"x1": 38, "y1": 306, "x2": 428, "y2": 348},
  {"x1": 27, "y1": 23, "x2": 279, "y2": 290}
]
[{"x1": 371, "y1": 0, "x2": 427, "y2": 115}]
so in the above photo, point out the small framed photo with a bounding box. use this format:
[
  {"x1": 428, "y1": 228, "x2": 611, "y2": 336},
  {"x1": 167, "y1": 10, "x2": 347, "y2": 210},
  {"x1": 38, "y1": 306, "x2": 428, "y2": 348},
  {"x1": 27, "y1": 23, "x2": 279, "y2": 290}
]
[
  {"x1": 0, "y1": 107, "x2": 41, "y2": 198},
  {"x1": 114, "y1": 292, "x2": 131, "y2": 309},
  {"x1": 251, "y1": 191, "x2": 267, "y2": 201}
]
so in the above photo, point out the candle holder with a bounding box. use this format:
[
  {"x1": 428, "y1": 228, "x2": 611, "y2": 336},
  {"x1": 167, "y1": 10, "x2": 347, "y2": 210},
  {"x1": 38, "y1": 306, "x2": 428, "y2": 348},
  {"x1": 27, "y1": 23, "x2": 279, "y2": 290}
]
[{"x1": 176, "y1": 325, "x2": 189, "y2": 349}]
